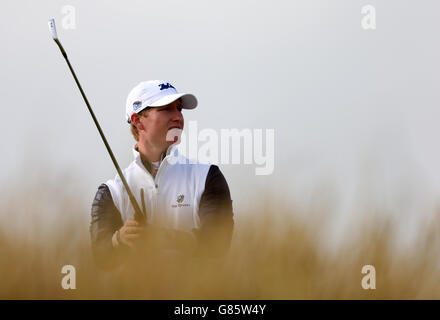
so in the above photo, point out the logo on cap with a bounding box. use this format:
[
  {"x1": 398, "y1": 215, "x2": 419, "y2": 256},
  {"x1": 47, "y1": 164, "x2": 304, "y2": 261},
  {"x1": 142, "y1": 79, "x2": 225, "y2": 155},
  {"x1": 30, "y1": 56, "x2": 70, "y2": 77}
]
[
  {"x1": 158, "y1": 83, "x2": 175, "y2": 91},
  {"x1": 133, "y1": 101, "x2": 142, "y2": 111}
]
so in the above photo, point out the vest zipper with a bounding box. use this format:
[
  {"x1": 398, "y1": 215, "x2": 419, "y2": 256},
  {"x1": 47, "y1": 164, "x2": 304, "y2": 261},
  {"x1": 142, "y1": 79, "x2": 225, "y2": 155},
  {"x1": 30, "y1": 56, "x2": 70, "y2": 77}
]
[{"x1": 154, "y1": 157, "x2": 168, "y2": 189}]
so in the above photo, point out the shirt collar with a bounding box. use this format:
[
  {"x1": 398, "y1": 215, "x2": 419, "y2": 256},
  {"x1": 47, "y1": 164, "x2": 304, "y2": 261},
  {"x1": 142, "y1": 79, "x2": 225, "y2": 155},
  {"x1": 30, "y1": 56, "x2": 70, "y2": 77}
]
[{"x1": 133, "y1": 144, "x2": 175, "y2": 174}]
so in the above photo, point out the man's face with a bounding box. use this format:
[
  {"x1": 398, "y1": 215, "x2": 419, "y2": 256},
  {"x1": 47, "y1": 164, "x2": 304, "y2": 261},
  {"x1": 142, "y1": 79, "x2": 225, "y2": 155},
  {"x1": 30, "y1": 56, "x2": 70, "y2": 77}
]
[{"x1": 133, "y1": 99, "x2": 184, "y2": 148}]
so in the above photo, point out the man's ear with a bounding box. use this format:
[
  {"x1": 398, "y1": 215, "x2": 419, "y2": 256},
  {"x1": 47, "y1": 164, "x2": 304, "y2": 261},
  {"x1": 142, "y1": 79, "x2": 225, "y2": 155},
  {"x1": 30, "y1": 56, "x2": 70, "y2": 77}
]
[{"x1": 131, "y1": 113, "x2": 144, "y2": 131}]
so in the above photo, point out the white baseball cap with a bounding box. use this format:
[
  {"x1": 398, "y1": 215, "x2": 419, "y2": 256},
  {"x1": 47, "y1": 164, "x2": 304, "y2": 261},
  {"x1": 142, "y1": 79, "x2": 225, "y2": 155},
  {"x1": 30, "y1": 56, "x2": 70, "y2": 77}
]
[{"x1": 125, "y1": 80, "x2": 197, "y2": 123}]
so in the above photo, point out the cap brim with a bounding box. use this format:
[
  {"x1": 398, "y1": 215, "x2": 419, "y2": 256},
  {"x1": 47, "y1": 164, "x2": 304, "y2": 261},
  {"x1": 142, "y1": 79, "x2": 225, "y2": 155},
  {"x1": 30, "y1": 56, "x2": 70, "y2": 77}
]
[{"x1": 147, "y1": 93, "x2": 197, "y2": 109}]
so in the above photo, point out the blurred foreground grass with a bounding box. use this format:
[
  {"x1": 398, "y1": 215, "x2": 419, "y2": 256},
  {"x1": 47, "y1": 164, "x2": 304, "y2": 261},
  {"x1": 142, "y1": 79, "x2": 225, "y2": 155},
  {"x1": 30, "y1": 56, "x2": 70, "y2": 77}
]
[{"x1": 1, "y1": 181, "x2": 440, "y2": 299}]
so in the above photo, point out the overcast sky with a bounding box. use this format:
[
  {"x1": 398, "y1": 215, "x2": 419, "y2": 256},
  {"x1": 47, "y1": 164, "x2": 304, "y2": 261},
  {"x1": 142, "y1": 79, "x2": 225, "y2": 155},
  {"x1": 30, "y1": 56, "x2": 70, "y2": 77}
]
[{"x1": 1, "y1": 0, "x2": 439, "y2": 245}]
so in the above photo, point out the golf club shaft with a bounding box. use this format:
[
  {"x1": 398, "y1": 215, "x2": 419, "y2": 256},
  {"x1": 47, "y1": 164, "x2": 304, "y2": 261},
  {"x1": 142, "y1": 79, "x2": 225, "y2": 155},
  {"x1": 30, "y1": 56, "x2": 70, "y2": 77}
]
[{"x1": 52, "y1": 38, "x2": 145, "y2": 225}]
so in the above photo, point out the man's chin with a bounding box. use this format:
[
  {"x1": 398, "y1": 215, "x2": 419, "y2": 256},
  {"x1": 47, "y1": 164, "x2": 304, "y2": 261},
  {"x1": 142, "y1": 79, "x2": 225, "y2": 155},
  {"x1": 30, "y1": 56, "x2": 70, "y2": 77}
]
[{"x1": 164, "y1": 139, "x2": 180, "y2": 152}]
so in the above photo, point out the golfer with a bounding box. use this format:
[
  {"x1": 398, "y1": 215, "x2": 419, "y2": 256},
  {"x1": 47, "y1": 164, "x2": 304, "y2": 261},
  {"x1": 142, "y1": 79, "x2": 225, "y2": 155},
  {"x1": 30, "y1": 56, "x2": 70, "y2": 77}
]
[{"x1": 90, "y1": 80, "x2": 234, "y2": 269}]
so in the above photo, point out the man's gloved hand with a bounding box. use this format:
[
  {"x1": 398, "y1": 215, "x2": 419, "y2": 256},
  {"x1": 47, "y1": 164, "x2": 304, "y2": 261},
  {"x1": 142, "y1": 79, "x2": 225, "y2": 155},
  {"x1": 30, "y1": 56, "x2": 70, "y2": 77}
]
[
  {"x1": 117, "y1": 218, "x2": 145, "y2": 248},
  {"x1": 114, "y1": 219, "x2": 197, "y2": 256}
]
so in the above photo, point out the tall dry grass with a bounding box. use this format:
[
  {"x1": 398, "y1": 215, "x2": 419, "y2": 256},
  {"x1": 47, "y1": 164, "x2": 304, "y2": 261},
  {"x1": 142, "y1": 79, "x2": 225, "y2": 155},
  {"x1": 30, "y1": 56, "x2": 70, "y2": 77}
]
[{"x1": 1, "y1": 174, "x2": 440, "y2": 299}]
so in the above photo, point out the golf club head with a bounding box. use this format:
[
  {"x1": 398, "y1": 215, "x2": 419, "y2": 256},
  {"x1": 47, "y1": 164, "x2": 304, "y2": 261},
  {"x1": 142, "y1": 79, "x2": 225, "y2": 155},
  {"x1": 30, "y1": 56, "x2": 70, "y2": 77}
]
[{"x1": 48, "y1": 18, "x2": 58, "y2": 40}]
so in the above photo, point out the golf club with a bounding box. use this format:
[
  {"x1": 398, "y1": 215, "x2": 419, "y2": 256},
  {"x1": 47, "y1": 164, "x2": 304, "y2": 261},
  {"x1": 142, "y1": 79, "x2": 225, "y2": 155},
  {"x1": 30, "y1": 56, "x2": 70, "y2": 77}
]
[{"x1": 48, "y1": 18, "x2": 146, "y2": 225}]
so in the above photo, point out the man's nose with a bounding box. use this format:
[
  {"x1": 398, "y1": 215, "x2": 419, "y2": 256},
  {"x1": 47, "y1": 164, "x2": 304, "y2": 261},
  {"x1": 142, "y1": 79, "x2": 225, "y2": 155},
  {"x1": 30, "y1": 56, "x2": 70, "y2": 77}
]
[{"x1": 171, "y1": 107, "x2": 183, "y2": 121}]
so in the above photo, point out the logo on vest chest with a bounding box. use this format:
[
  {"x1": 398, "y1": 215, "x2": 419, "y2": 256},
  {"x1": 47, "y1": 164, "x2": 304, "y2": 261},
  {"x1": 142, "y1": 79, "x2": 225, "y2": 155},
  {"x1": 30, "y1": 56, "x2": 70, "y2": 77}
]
[{"x1": 171, "y1": 194, "x2": 190, "y2": 208}]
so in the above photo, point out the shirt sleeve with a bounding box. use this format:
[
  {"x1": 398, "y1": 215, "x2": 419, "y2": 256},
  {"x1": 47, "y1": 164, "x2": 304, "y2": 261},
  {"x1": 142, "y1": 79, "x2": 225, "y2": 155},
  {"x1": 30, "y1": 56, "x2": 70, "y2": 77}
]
[
  {"x1": 194, "y1": 165, "x2": 234, "y2": 257},
  {"x1": 90, "y1": 183, "x2": 127, "y2": 270}
]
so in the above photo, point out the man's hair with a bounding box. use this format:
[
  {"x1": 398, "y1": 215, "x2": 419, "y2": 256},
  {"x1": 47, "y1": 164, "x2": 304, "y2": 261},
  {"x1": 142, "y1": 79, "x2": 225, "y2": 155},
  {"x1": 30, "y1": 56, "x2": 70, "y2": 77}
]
[{"x1": 130, "y1": 107, "x2": 150, "y2": 141}]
